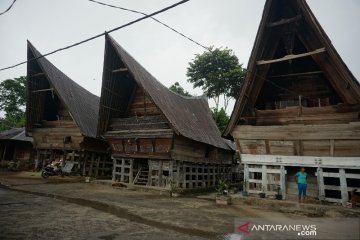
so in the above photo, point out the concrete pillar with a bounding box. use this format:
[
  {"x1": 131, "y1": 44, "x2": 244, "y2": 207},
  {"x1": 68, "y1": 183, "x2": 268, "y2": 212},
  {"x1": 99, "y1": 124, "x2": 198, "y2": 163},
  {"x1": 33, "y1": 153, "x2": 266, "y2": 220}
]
[
  {"x1": 261, "y1": 165, "x2": 268, "y2": 193},
  {"x1": 280, "y1": 165, "x2": 286, "y2": 199},
  {"x1": 244, "y1": 164, "x2": 249, "y2": 192},
  {"x1": 339, "y1": 168, "x2": 349, "y2": 206},
  {"x1": 317, "y1": 167, "x2": 325, "y2": 198}
]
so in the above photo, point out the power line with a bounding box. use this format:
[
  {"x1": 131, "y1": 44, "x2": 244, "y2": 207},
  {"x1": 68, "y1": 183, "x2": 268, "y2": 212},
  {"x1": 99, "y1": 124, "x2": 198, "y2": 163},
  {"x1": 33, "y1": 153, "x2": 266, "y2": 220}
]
[
  {"x1": 0, "y1": 0, "x2": 16, "y2": 16},
  {"x1": 87, "y1": 0, "x2": 209, "y2": 50},
  {"x1": 0, "y1": 0, "x2": 190, "y2": 72}
]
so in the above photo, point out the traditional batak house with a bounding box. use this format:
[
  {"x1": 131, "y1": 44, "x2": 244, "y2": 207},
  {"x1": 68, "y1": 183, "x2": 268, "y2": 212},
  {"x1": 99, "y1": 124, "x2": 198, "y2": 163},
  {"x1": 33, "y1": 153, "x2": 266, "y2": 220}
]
[
  {"x1": 0, "y1": 128, "x2": 33, "y2": 169},
  {"x1": 97, "y1": 35, "x2": 234, "y2": 188},
  {"x1": 26, "y1": 41, "x2": 111, "y2": 177},
  {"x1": 224, "y1": 0, "x2": 360, "y2": 204}
]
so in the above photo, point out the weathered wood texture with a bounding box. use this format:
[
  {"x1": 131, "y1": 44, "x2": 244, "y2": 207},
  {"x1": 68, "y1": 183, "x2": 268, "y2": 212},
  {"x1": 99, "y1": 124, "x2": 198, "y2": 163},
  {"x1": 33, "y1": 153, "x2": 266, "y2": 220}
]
[
  {"x1": 109, "y1": 137, "x2": 172, "y2": 159},
  {"x1": 32, "y1": 120, "x2": 83, "y2": 150},
  {"x1": 233, "y1": 123, "x2": 360, "y2": 157},
  {"x1": 112, "y1": 158, "x2": 232, "y2": 189},
  {"x1": 254, "y1": 105, "x2": 360, "y2": 125},
  {"x1": 171, "y1": 135, "x2": 232, "y2": 164},
  {"x1": 128, "y1": 87, "x2": 162, "y2": 117}
]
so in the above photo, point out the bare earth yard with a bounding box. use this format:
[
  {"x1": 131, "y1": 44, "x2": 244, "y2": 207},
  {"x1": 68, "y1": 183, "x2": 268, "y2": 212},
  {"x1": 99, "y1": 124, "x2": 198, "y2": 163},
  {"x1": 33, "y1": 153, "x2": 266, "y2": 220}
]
[{"x1": 0, "y1": 172, "x2": 358, "y2": 240}]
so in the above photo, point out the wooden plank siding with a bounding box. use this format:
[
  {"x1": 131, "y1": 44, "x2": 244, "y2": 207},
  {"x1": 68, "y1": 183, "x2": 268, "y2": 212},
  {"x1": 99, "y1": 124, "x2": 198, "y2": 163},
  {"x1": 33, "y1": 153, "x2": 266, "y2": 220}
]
[
  {"x1": 32, "y1": 120, "x2": 83, "y2": 150},
  {"x1": 233, "y1": 123, "x2": 360, "y2": 157},
  {"x1": 128, "y1": 87, "x2": 162, "y2": 117}
]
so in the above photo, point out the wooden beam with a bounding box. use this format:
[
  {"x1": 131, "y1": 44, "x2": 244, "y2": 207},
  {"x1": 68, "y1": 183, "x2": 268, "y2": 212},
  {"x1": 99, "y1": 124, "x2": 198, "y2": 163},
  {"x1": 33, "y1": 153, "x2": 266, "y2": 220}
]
[
  {"x1": 257, "y1": 48, "x2": 326, "y2": 65},
  {"x1": 29, "y1": 72, "x2": 45, "y2": 78},
  {"x1": 112, "y1": 68, "x2": 128, "y2": 73},
  {"x1": 267, "y1": 15, "x2": 302, "y2": 27},
  {"x1": 32, "y1": 88, "x2": 54, "y2": 93},
  {"x1": 268, "y1": 71, "x2": 323, "y2": 79}
]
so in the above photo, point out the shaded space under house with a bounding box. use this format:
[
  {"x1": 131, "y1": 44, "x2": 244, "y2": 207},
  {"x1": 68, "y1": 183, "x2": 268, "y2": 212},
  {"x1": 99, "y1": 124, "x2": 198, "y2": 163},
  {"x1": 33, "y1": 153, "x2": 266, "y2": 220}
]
[
  {"x1": 26, "y1": 41, "x2": 112, "y2": 178},
  {"x1": 224, "y1": 0, "x2": 360, "y2": 204},
  {"x1": 0, "y1": 128, "x2": 34, "y2": 169},
  {"x1": 97, "y1": 34, "x2": 235, "y2": 189}
]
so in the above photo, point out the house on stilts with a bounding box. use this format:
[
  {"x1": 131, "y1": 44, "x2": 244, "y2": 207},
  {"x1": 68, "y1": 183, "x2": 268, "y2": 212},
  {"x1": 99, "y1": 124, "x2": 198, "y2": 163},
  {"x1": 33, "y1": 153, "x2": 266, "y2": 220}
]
[
  {"x1": 0, "y1": 128, "x2": 33, "y2": 169},
  {"x1": 26, "y1": 41, "x2": 112, "y2": 177},
  {"x1": 224, "y1": 0, "x2": 360, "y2": 204},
  {"x1": 97, "y1": 35, "x2": 234, "y2": 188}
]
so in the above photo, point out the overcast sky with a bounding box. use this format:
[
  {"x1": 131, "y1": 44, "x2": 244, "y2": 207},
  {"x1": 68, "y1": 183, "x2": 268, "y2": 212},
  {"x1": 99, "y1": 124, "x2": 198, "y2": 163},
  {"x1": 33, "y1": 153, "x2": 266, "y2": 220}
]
[{"x1": 1, "y1": 0, "x2": 359, "y2": 115}]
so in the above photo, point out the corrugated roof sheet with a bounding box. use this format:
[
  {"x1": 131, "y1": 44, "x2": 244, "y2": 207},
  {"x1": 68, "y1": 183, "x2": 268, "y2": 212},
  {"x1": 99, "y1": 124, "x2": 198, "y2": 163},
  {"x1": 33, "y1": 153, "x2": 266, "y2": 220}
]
[
  {"x1": 106, "y1": 35, "x2": 230, "y2": 150},
  {"x1": 27, "y1": 42, "x2": 100, "y2": 138},
  {"x1": 0, "y1": 128, "x2": 33, "y2": 142}
]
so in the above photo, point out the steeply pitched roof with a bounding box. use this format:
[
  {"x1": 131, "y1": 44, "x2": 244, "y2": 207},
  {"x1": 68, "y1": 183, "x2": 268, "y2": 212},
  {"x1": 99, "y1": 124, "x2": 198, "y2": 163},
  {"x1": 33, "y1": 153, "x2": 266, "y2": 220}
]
[
  {"x1": 0, "y1": 128, "x2": 33, "y2": 142},
  {"x1": 224, "y1": 0, "x2": 360, "y2": 136},
  {"x1": 26, "y1": 42, "x2": 100, "y2": 138},
  {"x1": 99, "y1": 35, "x2": 230, "y2": 150}
]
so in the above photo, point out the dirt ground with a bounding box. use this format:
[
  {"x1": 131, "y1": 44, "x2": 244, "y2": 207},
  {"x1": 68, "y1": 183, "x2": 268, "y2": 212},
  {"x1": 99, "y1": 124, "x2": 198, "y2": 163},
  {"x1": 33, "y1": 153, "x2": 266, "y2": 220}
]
[{"x1": 0, "y1": 172, "x2": 359, "y2": 240}]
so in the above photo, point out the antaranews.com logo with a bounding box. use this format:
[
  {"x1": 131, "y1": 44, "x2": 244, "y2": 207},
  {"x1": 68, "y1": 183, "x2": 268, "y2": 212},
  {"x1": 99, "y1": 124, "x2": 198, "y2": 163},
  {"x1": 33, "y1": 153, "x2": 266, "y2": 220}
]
[
  {"x1": 232, "y1": 217, "x2": 359, "y2": 240},
  {"x1": 237, "y1": 222, "x2": 317, "y2": 237}
]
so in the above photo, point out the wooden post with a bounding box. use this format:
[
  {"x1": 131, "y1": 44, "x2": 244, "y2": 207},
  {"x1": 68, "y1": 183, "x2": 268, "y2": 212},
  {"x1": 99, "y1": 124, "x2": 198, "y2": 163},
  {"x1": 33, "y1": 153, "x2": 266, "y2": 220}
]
[
  {"x1": 182, "y1": 163, "x2": 186, "y2": 188},
  {"x1": 82, "y1": 152, "x2": 87, "y2": 176},
  {"x1": 71, "y1": 150, "x2": 75, "y2": 162},
  {"x1": 158, "y1": 161, "x2": 163, "y2": 187},
  {"x1": 112, "y1": 158, "x2": 116, "y2": 182},
  {"x1": 42, "y1": 152, "x2": 46, "y2": 169},
  {"x1": 120, "y1": 159, "x2": 125, "y2": 182},
  {"x1": 262, "y1": 165, "x2": 268, "y2": 193},
  {"x1": 89, "y1": 153, "x2": 95, "y2": 177},
  {"x1": 169, "y1": 160, "x2": 174, "y2": 186},
  {"x1": 188, "y1": 164, "x2": 191, "y2": 188},
  {"x1": 317, "y1": 167, "x2": 325, "y2": 198},
  {"x1": 212, "y1": 165, "x2": 216, "y2": 186},
  {"x1": 101, "y1": 155, "x2": 106, "y2": 176},
  {"x1": 176, "y1": 161, "x2": 180, "y2": 186},
  {"x1": 95, "y1": 155, "x2": 100, "y2": 177},
  {"x1": 195, "y1": 164, "x2": 199, "y2": 188},
  {"x1": 2, "y1": 144, "x2": 7, "y2": 160},
  {"x1": 339, "y1": 168, "x2": 349, "y2": 206},
  {"x1": 34, "y1": 150, "x2": 40, "y2": 170},
  {"x1": 148, "y1": 160, "x2": 153, "y2": 186},
  {"x1": 280, "y1": 166, "x2": 286, "y2": 199},
  {"x1": 129, "y1": 159, "x2": 134, "y2": 184}
]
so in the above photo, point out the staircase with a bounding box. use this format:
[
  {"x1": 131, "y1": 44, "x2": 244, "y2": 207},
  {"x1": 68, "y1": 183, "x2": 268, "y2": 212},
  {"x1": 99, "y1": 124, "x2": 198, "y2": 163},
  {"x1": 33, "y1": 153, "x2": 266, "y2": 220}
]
[{"x1": 133, "y1": 167, "x2": 149, "y2": 186}]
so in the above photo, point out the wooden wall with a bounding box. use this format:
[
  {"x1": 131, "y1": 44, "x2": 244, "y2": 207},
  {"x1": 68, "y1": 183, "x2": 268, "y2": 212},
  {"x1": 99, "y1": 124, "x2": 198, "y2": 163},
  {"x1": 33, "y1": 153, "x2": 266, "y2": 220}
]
[
  {"x1": 32, "y1": 120, "x2": 84, "y2": 150},
  {"x1": 109, "y1": 137, "x2": 172, "y2": 159},
  {"x1": 171, "y1": 135, "x2": 232, "y2": 164},
  {"x1": 128, "y1": 87, "x2": 162, "y2": 117},
  {"x1": 233, "y1": 123, "x2": 360, "y2": 157}
]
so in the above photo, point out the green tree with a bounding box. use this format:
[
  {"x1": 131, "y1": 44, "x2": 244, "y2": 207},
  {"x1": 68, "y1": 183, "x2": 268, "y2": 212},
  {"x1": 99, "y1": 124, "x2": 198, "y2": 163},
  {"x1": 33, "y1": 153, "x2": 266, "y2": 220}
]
[
  {"x1": 186, "y1": 47, "x2": 245, "y2": 111},
  {"x1": 0, "y1": 76, "x2": 27, "y2": 130},
  {"x1": 212, "y1": 108, "x2": 229, "y2": 132},
  {"x1": 169, "y1": 82, "x2": 192, "y2": 97}
]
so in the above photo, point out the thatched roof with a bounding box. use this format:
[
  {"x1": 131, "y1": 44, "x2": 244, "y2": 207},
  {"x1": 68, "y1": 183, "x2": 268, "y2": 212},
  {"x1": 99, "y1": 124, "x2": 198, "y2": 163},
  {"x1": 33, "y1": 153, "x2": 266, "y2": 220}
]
[
  {"x1": 224, "y1": 0, "x2": 360, "y2": 137},
  {"x1": 98, "y1": 35, "x2": 230, "y2": 150},
  {"x1": 26, "y1": 42, "x2": 100, "y2": 138},
  {"x1": 0, "y1": 128, "x2": 33, "y2": 142}
]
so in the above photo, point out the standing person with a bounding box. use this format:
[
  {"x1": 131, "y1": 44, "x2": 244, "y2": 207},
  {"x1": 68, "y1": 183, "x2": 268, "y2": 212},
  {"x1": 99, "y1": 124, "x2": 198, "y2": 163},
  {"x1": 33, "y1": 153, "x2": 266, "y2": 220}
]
[{"x1": 295, "y1": 167, "x2": 308, "y2": 203}]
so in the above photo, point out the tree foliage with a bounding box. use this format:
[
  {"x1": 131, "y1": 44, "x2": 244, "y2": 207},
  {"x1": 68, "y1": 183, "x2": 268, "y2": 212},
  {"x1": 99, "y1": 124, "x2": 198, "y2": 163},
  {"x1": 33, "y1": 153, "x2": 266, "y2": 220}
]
[
  {"x1": 169, "y1": 82, "x2": 192, "y2": 97},
  {"x1": 0, "y1": 76, "x2": 27, "y2": 130},
  {"x1": 186, "y1": 47, "x2": 245, "y2": 111},
  {"x1": 212, "y1": 108, "x2": 229, "y2": 132}
]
